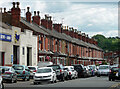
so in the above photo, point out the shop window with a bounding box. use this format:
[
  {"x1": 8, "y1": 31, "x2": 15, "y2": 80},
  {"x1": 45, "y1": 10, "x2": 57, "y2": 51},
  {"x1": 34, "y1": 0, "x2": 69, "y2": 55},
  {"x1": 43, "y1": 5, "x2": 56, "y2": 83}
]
[{"x1": 22, "y1": 47, "x2": 24, "y2": 55}]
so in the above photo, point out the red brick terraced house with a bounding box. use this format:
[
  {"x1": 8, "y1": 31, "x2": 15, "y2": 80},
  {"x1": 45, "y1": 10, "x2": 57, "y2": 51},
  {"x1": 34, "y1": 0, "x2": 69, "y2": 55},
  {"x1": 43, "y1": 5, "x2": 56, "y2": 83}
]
[{"x1": 0, "y1": 2, "x2": 104, "y2": 66}]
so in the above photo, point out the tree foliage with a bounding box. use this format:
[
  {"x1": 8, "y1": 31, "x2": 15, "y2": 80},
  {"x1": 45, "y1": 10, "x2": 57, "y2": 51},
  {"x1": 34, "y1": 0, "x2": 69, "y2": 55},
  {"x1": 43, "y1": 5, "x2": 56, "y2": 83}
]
[{"x1": 92, "y1": 34, "x2": 120, "y2": 52}]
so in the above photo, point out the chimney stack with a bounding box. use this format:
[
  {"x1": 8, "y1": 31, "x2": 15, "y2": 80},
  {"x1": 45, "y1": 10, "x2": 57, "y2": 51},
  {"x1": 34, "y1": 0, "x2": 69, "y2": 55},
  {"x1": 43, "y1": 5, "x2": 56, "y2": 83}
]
[
  {"x1": 16, "y1": 2, "x2": 20, "y2": 8},
  {"x1": 32, "y1": 11, "x2": 40, "y2": 25},
  {"x1": 11, "y1": 2, "x2": 21, "y2": 26},
  {"x1": 26, "y1": 7, "x2": 32, "y2": 23},
  {"x1": 4, "y1": 8, "x2": 6, "y2": 13}
]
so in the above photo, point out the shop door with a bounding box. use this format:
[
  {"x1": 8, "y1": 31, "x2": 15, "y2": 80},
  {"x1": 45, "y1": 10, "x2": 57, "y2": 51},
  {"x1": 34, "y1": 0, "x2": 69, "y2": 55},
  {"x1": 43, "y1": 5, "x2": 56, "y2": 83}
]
[
  {"x1": 13, "y1": 46, "x2": 20, "y2": 64},
  {"x1": 0, "y1": 52, "x2": 5, "y2": 66},
  {"x1": 27, "y1": 47, "x2": 32, "y2": 66}
]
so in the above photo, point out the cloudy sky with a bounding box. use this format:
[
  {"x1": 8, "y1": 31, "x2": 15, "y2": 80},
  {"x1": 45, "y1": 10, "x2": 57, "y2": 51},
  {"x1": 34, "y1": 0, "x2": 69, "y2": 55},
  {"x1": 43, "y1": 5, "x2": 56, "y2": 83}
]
[{"x1": 0, "y1": 0, "x2": 119, "y2": 37}]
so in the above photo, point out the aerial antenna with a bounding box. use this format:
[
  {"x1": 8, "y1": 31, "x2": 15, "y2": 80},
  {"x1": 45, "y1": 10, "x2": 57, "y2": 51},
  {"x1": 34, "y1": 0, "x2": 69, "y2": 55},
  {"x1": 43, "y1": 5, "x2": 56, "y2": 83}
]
[
  {"x1": 21, "y1": 9, "x2": 26, "y2": 16},
  {"x1": 61, "y1": 18, "x2": 64, "y2": 24},
  {"x1": 53, "y1": 17, "x2": 56, "y2": 23}
]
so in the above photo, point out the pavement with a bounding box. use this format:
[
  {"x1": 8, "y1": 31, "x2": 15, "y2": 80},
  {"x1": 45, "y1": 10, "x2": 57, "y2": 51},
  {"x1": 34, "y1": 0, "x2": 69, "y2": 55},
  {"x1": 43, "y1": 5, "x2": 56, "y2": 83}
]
[{"x1": 4, "y1": 76, "x2": 120, "y2": 89}]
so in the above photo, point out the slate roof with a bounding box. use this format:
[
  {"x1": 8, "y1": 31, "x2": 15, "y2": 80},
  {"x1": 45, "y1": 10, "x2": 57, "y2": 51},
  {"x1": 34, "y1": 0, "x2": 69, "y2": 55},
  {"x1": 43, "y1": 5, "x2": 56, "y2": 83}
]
[{"x1": 20, "y1": 18, "x2": 103, "y2": 51}]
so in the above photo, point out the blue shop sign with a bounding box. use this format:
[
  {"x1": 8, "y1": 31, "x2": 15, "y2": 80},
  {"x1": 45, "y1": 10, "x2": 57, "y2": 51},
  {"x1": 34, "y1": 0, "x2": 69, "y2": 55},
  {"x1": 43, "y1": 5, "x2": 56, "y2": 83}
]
[{"x1": 0, "y1": 33, "x2": 12, "y2": 42}]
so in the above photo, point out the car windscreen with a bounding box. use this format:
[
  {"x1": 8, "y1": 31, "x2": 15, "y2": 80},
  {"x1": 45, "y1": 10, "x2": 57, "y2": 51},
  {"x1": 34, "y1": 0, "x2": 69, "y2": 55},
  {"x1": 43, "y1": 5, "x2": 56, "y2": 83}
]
[
  {"x1": 28, "y1": 67, "x2": 36, "y2": 70},
  {"x1": 13, "y1": 66, "x2": 24, "y2": 70},
  {"x1": 63, "y1": 68, "x2": 69, "y2": 71},
  {"x1": 47, "y1": 65, "x2": 60, "y2": 70},
  {"x1": 99, "y1": 66, "x2": 109, "y2": 69},
  {"x1": 36, "y1": 68, "x2": 51, "y2": 73},
  {"x1": 74, "y1": 65, "x2": 82, "y2": 70},
  {"x1": 112, "y1": 67, "x2": 119, "y2": 71}
]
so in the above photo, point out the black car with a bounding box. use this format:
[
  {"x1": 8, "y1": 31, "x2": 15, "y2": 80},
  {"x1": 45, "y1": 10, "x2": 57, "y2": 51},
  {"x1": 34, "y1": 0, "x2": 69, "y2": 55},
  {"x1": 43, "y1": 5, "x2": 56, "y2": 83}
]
[
  {"x1": 72, "y1": 64, "x2": 87, "y2": 78},
  {"x1": 47, "y1": 64, "x2": 66, "y2": 81},
  {"x1": 109, "y1": 67, "x2": 120, "y2": 81}
]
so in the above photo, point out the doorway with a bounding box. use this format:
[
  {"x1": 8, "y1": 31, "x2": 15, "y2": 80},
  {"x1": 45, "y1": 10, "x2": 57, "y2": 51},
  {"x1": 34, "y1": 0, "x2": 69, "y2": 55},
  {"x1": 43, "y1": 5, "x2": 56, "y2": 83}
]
[
  {"x1": 13, "y1": 45, "x2": 19, "y2": 64},
  {"x1": 0, "y1": 52, "x2": 5, "y2": 66},
  {"x1": 27, "y1": 47, "x2": 32, "y2": 66}
]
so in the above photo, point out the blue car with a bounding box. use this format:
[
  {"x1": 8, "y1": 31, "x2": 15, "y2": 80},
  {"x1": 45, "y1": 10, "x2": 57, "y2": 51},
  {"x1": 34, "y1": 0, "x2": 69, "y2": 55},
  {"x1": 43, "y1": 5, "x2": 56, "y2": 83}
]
[{"x1": 12, "y1": 65, "x2": 30, "y2": 81}]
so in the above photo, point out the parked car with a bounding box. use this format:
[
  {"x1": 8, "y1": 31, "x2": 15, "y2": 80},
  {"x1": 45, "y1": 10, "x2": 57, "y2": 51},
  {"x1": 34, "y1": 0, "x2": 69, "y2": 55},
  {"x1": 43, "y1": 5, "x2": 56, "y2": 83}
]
[
  {"x1": 85, "y1": 66, "x2": 92, "y2": 77},
  {"x1": 28, "y1": 66, "x2": 38, "y2": 79},
  {"x1": 47, "y1": 64, "x2": 67, "y2": 81},
  {"x1": 0, "y1": 66, "x2": 17, "y2": 83},
  {"x1": 88, "y1": 65, "x2": 97, "y2": 75},
  {"x1": 12, "y1": 65, "x2": 30, "y2": 81},
  {"x1": 33, "y1": 67, "x2": 57, "y2": 84},
  {"x1": 110, "y1": 64, "x2": 119, "y2": 69},
  {"x1": 97, "y1": 65, "x2": 110, "y2": 77},
  {"x1": 109, "y1": 67, "x2": 120, "y2": 81},
  {"x1": 64, "y1": 66, "x2": 78, "y2": 80},
  {"x1": 0, "y1": 68, "x2": 4, "y2": 89},
  {"x1": 72, "y1": 64, "x2": 87, "y2": 78}
]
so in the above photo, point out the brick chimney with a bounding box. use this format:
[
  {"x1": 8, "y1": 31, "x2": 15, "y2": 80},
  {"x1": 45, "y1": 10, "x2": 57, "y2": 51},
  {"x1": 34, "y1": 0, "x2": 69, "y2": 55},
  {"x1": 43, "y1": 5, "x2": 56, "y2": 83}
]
[
  {"x1": 41, "y1": 14, "x2": 53, "y2": 30},
  {"x1": 41, "y1": 14, "x2": 48, "y2": 29},
  {"x1": 47, "y1": 16, "x2": 53, "y2": 30},
  {"x1": 26, "y1": 7, "x2": 31, "y2": 23},
  {"x1": 82, "y1": 33, "x2": 86, "y2": 42},
  {"x1": 32, "y1": 11, "x2": 40, "y2": 25},
  {"x1": 69, "y1": 27, "x2": 74, "y2": 38},
  {"x1": 62, "y1": 26, "x2": 69, "y2": 35},
  {"x1": 86, "y1": 34, "x2": 89, "y2": 43},
  {"x1": 53, "y1": 23, "x2": 62, "y2": 33},
  {"x1": 11, "y1": 2, "x2": 21, "y2": 26},
  {"x1": 78, "y1": 31, "x2": 82, "y2": 40},
  {"x1": 74, "y1": 29, "x2": 78, "y2": 38}
]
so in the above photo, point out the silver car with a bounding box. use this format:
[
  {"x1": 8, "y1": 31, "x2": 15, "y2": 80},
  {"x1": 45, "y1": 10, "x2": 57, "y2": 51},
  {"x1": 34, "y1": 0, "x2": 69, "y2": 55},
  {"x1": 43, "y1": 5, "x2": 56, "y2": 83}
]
[
  {"x1": 97, "y1": 65, "x2": 110, "y2": 77},
  {"x1": 0, "y1": 66, "x2": 17, "y2": 83}
]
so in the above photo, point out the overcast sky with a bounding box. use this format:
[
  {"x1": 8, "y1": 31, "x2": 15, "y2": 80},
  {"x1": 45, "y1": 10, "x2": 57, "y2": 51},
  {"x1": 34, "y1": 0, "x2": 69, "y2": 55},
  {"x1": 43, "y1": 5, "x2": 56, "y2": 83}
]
[{"x1": 0, "y1": 0, "x2": 119, "y2": 37}]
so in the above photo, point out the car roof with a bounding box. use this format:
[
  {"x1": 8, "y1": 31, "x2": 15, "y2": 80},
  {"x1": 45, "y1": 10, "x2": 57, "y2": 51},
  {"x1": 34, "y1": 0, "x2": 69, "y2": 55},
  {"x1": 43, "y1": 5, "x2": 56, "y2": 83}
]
[
  {"x1": 0, "y1": 66, "x2": 11, "y2": 68},
  {"x1": 38, "y1": 67, "x2": 52, "y2": 69}
]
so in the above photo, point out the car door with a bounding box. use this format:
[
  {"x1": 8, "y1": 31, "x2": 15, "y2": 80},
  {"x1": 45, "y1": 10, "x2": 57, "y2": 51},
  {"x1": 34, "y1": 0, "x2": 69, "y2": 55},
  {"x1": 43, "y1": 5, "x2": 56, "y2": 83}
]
[
  {"x1": 25, "y1": 66, "x2": 30, "y2": 76},
  {"x1": 11, "y1": 68, "x2": 17, "y2": 80}
]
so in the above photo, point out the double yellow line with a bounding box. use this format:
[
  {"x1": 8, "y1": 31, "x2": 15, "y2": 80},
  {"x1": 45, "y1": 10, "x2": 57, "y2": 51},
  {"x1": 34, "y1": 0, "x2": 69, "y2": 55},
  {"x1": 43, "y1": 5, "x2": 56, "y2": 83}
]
[{"x1": 108, "y1": 83, "x2": 120, "y2": 89}]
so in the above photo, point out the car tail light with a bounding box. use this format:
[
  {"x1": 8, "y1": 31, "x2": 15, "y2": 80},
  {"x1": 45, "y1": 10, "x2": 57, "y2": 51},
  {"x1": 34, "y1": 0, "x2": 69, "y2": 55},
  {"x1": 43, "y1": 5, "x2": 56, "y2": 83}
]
[
  {"x1": 69, "y1": 72, "x2": 71, "y2": 75},
  {"x1": 33, "y1": 70, "x2": 37, "y2": 72},
  {"x1": 23, "y1": 71, "x2": 25, "y2": 74},
  {"x1": 60, "y1": 69, "x2": 62, "y2": 73},
  {"x1": 5, "y1": 72, "x2": 12, "y2": 74},
  {"x1": 109, "y1": 70, "x2": 111, "y2": 73}
]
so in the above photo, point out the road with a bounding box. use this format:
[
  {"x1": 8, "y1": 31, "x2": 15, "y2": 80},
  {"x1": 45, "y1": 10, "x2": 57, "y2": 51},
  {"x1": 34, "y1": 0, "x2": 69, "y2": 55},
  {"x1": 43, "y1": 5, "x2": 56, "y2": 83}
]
[{"x1": 4, "y1": 76, "x2": 120, "y2": 89}]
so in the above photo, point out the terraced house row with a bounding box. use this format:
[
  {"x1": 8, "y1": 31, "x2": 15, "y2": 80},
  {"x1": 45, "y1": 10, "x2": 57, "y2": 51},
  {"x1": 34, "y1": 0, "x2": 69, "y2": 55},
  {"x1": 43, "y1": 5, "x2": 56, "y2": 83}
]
[{"x1": 0, "y1": 2, "x2": 104, "y2": 66}]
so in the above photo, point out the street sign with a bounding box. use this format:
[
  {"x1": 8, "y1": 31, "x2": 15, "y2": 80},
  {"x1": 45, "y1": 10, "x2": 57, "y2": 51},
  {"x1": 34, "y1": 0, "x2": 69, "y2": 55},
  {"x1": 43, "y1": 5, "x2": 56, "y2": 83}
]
[{"x1": 11, "y1": 55, "x2": 13, "y2": 64}]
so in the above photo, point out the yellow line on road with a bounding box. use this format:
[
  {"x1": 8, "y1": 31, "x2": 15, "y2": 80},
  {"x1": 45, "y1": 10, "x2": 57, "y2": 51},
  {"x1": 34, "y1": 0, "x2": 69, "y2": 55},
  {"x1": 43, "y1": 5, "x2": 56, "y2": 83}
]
[{"x1": 108, "y1": 83, "x2": 120, "y2": 89}]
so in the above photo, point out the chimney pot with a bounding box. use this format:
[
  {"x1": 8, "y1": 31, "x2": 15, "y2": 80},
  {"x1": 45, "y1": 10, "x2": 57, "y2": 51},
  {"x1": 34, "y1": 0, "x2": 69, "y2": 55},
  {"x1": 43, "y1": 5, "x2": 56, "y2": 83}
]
[
  {"x1": 4, "y1": 8, "x2": 6, "y2": 13},
  {"x1": 49, "y1": 16, "x2": 52, "y2": 20},
  {"x1": 16, "y1": 2, "x2": 20, "y2": 8},
  {"x1": 37, "y1": 11, "x2": 40, "y2": 16},
  {"x1": 34, "y1": 11, "x2": 36, "y2": 16},
  {"x1": 27, "y1": 7, "x2": 30, "y2": 12},
  {"x1": 12, "y1": 2, "x2": 15, "y2": 8}
]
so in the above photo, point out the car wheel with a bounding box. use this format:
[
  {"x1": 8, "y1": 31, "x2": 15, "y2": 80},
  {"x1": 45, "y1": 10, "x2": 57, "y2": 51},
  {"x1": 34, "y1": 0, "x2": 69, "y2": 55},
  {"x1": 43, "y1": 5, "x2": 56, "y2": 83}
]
[
  {"x1": 34, "y1": 82, "x2": 37, "y2": 85},
  {"x1": 97, "y1": 75, "x2": 100, "y2": 77},
  {"x1": 62, "y1": 76, "x2": 65, "y2": 82},
  {"x1": 23, "y1": 77, "x2": 26, "y2": 81},
  {"x1": 112, "y1": 78, "x2": 115, "y2": 81},
  {"x1": 14, "y1": 78, "x2": 17, "y2": 83},
  {"x1": 109, "y1": 77, "x2": 111, "y2": 81},
  {"x1": 10, "y1": 78, "x2": 14, "y2": 83},
  {"x1": 27, "y1": 76, "x2": 30, "y2": 81}
]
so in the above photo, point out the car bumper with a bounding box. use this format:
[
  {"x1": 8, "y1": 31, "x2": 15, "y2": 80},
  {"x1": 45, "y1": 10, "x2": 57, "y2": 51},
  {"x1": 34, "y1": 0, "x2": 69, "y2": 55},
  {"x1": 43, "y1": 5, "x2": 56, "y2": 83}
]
[{"x1": 34, "y1": 77, "x2": 52, "y2": 82}]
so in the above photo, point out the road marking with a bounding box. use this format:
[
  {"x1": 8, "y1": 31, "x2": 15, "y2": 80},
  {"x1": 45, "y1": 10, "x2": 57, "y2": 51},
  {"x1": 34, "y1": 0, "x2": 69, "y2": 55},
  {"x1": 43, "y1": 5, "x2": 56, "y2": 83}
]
[{"x1": 108, "y1": 83, "x2": 120, "y2": 89}]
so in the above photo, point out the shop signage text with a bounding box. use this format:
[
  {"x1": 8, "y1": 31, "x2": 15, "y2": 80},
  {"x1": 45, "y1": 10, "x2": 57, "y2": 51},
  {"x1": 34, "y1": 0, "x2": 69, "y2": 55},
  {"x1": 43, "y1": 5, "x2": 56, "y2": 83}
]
[{"x1": 0, "y1": 33, "x2": 12, "y2": 42}]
